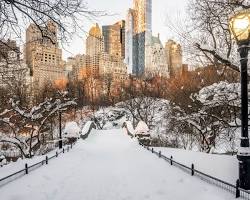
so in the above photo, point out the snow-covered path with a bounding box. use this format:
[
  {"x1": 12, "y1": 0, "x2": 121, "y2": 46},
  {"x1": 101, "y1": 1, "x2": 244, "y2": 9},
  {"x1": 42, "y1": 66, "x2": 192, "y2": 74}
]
[{"x1": 1, "y1": 129, "x2": 235, "y2": 200}]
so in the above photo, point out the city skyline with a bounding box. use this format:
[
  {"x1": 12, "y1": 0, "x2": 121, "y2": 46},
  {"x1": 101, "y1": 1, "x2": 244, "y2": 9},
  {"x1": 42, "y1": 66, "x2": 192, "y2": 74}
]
[{"x1": 62, "y1": 0, "x2": 187, "y2": 59}]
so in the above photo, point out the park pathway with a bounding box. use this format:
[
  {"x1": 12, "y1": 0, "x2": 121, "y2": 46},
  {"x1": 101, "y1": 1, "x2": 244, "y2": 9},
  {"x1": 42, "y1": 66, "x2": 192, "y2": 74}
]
[{"x1": 0, "y1": 129, "x2": 234, "y2": 200}]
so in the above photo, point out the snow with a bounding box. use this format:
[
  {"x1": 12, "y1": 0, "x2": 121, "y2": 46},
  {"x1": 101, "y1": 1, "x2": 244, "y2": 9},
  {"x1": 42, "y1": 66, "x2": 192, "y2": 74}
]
[
  {"x1": 0, "y1": 155, "x2": 7, "y2": 166},
  {"x1": 81, "y1": 121, "x2": 94, "y2": 136},
  {"x1": 0, "y1": 129, "x2": 236, "y2": 200},
  {"x1": 238, "y1": 147, "x2": 250, "y2": 156},
  {"x1": 63, "y1": 122, "x2": 80, "y2": 138},
  {"x1": 123, "y1": 121, "x2": 135, "y2": 136},
  {"x1": 135, "y1": 121, "x2": 149, "y2": 135},
  {"x1": 0, "y1": 149, "x2": 60, "y2": 181},
  {"x1": 196, "y1": 81, "x2": 240, "y2": 107},
  {"x1": 154, "y1": 147, "x2": 238, "y2": 185}
]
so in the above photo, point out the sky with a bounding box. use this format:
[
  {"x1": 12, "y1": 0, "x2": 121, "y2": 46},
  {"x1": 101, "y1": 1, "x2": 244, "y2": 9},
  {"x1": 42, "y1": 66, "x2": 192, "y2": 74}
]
[{"x1": 62, "y1": 0, "x2": 188, "y2": 60}]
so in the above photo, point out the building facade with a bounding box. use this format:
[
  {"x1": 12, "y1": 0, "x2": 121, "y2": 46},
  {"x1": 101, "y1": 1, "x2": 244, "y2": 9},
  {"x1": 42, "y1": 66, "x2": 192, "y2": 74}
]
[
  {"x1": 165, "y1": 40, "x2": 183, "y2": 77},
  {"x1": 125, "y1": 0, "x2": 152, "y2": 76},
  {"x1": 25, "y1": 21, "x2": 66, "y2": 87},
  {"x1": 99, "y1": 52, "x2": 127, "y2": 82},
  {"x1": 145, "y1": 35, "x2": 169, "y2": 78},
  {"x1": 0, "y1": 40, "x2": 29, "y2": 88},
  {"x1": 86, "y1": 23, "x2": 104, "y2": 57},
  {"x1": 102, "y1": 20, "x2": 125, "y2": 59}
]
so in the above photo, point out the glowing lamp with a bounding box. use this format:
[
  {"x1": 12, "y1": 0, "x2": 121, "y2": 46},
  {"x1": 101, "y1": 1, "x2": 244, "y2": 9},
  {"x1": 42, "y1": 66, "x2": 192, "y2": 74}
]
[{"x1": 229, "y1": 10, "x2": 250, "y2": 44}]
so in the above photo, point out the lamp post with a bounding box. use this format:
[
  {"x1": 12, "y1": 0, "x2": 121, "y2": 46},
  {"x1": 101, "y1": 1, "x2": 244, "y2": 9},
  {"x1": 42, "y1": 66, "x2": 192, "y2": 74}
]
[
  {"x1": 229, "y1": 9, "x2": 250, "y2": 190},
  {"x1": 58, "y1": 111, "x2": 63, "y2": 149}
]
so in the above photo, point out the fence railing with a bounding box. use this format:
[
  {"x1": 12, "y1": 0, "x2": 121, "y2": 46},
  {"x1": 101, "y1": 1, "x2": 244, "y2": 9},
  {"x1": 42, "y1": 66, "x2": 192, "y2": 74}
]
[
  {"x1": 0, "y1": 143, "x2": 74, "y2": 188},
  {"x1": 140, "y1": 144, "x2": 250, "y2": 200}
]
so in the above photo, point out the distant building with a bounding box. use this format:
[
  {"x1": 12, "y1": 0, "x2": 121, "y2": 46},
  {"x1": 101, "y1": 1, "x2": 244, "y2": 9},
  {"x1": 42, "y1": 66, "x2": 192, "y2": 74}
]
[
  {"x1": 0, "y1": 39, "x2": 29, "y2": 88},
  {"x1": 25, "y1": 21, "x2": 66, "y2": 87},
  {"x1": 99, "y1": 52, "x2": 127, "y2": 82},
  {"x1": 125, "y1": 0, "x2": 169, "y2": 78},
  {"x1": 85, "y1": 23, "x2": 128, "y2": 80},
  {"x1": 86, "y1": 23, "x2": 104, "y2": 56},
  {"x1": 66, "y1": 54, "x2": 87, "y2": 81},
  {"x1": 102, "y1": 20, "x2": 125, "y2": 59},
  {"x1": 165, "y1": 40, "x2": 183, "y2": 77},
  {"x1": 145, "y1": 34, "x2": 169, "y2": 78},
  {"x1": 125, "y1": 0, "x2": 152, "y2": 76}
]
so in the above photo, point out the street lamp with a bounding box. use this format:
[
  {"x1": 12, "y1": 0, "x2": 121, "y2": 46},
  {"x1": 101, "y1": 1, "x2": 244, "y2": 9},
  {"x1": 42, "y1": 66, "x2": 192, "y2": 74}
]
[
  {"x1": 229, "y1": 9, "x2": 250, "y2": 190},
  {"x1": 58, "y1": 111, "x2": 63, "y2": 149}
]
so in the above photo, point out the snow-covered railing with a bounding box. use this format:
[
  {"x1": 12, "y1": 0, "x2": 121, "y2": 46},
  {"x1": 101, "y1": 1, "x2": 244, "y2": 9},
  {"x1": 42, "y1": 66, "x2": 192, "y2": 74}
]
[
  {"x1": 140, "y1": 144, "x2": 250, "y2": 200},
  {"x1": 0, "y1": 144, "x2": 75, "y2": 188},
  {"x1": 80, "y1": 121, "x2": 96, "y2": 140},
  {"x1": 122, "y1": 121, "x2": 135, "y2": 137}
]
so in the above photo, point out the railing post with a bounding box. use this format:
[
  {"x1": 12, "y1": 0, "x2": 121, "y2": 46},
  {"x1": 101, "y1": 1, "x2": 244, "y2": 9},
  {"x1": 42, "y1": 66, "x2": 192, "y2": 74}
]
[
  {"x1": 63, "y1": 148, "x2": 65, "y2": 153},
  {"x1": 191, "y1": 164, "x2": 194, "y2": 176},
  {"x1": 151, "y1": 148, "x2": 154, "y2": 153},
  {"x1": 170, "y1": 156, "x2": 173, "y2": 165},
  {"x1": 236, "y1": 179, "x2": 240, "y2": 198},
  {"x1": 25, "y1": 163, "x2": 28, "y2": 174},
  {"x1": 46, "y1": 156, "x2": 48, "y2": 165},
  {"x1": 56, "y1": 151, "x2": 58, "y2": 157},
  {"x1": 159, "y1": 151, "x2": 161, "y2": 158}
]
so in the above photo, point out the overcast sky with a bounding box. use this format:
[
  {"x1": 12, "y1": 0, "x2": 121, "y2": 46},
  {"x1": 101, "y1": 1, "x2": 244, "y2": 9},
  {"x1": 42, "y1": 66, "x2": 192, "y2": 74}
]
[{"x1": 62, "y1": 0, "x2": 188, "y2": 59}]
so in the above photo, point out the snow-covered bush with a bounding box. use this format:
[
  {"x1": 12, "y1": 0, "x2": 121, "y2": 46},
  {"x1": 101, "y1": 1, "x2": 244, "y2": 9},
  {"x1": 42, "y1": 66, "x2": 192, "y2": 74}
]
[
  {"x1": 0, "y1": 155, "x2": 7, "y2": 166},
  {"x1": 170, "y1": 81, "x2": 240, "y2": 153},
  {"x1": 63, "y1": 122, "x2": 80, "y2": 139},
  {"x1": 0, "y1": 92, "x2": 77, "y2": 158},
  {"x1": 93, "y1": 107, "x2": 127, "y2": 129},
  {"x1": 135, "y1": 121, "x2": 151, "y2": 146},
  {"x1": 117, "y1": 97, "x2": 169, "y2": 130}
]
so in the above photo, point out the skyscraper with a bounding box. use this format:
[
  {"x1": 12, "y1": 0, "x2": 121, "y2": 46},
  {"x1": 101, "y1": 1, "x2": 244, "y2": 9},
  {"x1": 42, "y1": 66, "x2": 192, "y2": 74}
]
[
  {"x1": 25, "y1": 21, "x2": 65, "y2": 87},
  {"x1": 102, "y1": 20, "x2": 125, "y2": 59},
  {"x1": 125, "y1": 0, "x2": 152, "y2": 76},
  {"x1": 165, "y1": 40, "x2": 183, "y2": 77},
  {"x1": 86, "y1": 23, "x2": 104, "y2": 56}
]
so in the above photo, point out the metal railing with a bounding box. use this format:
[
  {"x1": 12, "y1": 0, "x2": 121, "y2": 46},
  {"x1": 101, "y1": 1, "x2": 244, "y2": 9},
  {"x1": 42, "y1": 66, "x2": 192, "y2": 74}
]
[
  {"x1": 141, "y1": 144, "x2": 250, "y2": 200},
  {"x1": 0, "y1": 144, "x2": 74, "y2": 188}
]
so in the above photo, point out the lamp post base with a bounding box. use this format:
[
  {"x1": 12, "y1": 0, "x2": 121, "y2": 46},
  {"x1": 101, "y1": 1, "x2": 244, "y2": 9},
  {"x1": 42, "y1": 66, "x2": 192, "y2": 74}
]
[
  {"x1": 238, "y1": 154, "x2": 250, "y2": 190},
  {"x1": 59, "y1": 140, "x2": 63, "y2": 149}
]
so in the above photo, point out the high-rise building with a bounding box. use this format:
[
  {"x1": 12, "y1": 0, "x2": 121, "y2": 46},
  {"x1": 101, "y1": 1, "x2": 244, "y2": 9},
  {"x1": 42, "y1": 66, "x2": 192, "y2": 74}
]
[
  {"x1": 102, "y1": 20, "x2": 125, "y2": 59},
  {"x1": 85, "y1": 23, "x2": 104, "y2": 77},
  {"x1": 165, "y1": 40, "x2": 183, "y2": 77},
  {"x1": 66, "y1": 54, "x2": 87, "y2": 81},
  {"x1": 0, "y1": 39, "x2": 29, "y2": 87},
  {"x1": 86, "y1": 23, "x2": 104, "y2": 56},
  {"x1": 99, "y1": 52, "x2": 127, "y2": 82},
  {"x1": 125, "y1": 0, "x2": 152, "y2": 76},
  {"x1": 145, "y1": 35, "x2": 169, "y2": 78},
  {"x1": 25, "y1": 21, "x2": 66, "y2": 87}
]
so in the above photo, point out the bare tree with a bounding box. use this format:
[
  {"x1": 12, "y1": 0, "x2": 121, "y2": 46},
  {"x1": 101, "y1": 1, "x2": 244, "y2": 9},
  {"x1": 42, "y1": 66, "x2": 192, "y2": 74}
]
[
  {"x1": 0, "y1": 0, "x2": 107, "y2": 44},
  {"x1": 167, "y1": 0, "x2": 250, "y2": 72},
  {"x1": 0, "y1": 91, "x2": 76, "y2": 158}
]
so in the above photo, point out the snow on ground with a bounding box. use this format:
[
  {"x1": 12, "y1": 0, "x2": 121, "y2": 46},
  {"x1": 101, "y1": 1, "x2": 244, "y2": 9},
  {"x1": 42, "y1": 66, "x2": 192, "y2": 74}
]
[
  {"x1": 154, "y1": 147, "x2": 238, "y2": 185},
  {"x1": 0, "y1": 149, "x2": 60, "y2": 181},
  {"x1": 0, "y1": 129, "x2": 235, "y2": 200},
  {"x1": 63, "y1": 121, "x2": 80, "y2": 138}
]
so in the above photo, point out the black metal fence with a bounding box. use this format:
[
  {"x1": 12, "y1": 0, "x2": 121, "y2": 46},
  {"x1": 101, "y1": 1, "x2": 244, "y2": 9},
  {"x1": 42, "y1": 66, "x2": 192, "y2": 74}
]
[
  {"x1": 0, "y1": 144, "x2": 74, "y2": 188},
  {"x1": 141, "y1": 144, "x2": 250, "y2": 200}
]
